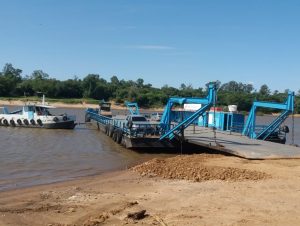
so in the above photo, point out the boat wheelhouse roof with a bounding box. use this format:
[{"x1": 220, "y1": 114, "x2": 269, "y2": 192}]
[{"x1": 25, "y1": 104, "x2": 56, "y2": 109}]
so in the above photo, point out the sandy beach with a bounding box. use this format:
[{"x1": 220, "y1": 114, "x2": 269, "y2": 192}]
[
  {"x1": 0, "y1": 99, "x2": 104, "y2": 109},
  {"x1": 0, "y1": 100, "x2": 166, "y2": 112},
  {"x1": 1, "y1": 154, "x2": 300, "y2": 226}
]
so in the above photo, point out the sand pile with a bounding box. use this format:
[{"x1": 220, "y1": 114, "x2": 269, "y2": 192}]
[{"x1": 132, "y1": 154, "x2": 269, "y2": 182}]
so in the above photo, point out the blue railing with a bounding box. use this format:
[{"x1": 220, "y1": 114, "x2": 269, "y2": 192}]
[{"x1": 86, "y1": 108, "x2": 162, "y2": 138}]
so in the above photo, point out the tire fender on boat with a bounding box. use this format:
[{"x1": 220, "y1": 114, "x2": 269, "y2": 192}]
[
  {"x1": 108, "y1": 125, "x2": 114, "y2": 137},
  {"x1": 53, "y1": 117, "x2": 59, "y2": 122},
  {"x1": 105, "y1": 125, "x2": 109, "y2": 135},
  {"x1": 17, "y1": 119, "x2": 22, "y2": 125},
  {"x1": 30, "y1": 119, "x2": 36, "y2": 125},
  {"x1": 3, "y1": 119, "x2": 8, "y2": 126},
  {"x1": 23, "y1": 119, "x2": 29, "y2": 125},
  {"x1": 10, "y1": 119, "x2": 16, "y2": 127},
  {"x1": 85, "y1": 114, "x2": 91, "y2": 122},
  {"x1": 63, "y1": 116, "x2": 68, "y2": 121},
  {"x1": 116, "y1": 129, "x2": 123, "y2": 144},
  {"x1": 112, "y1": 131, "x2": 117, "y2": 142},
  {"x1": 37, "y1": 119, "x2": 43, "y2": 126}
]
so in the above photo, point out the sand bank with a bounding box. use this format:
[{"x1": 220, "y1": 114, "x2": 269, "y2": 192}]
[
  {"x1": 0, "y1": 99, "x2": 106, "y2": 109},
  {"x1": 0, "y1": 100, "x2": 164, "y2": 111},
  {"x1": 1, "y1": 154, "x2": 300, "y2": 226}
]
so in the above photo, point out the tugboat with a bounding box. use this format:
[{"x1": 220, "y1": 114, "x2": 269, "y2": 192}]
[{"x1": 0, "y1": 95, "x2": 76, "y2": 129}]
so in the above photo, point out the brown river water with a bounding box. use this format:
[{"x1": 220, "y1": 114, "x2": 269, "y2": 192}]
[
  {"x1": 0, "y1": 107, "x2": 171, "y2": 192},
  {"x1": 0, "y1": 107, "x2": 299, "y2": 192}
]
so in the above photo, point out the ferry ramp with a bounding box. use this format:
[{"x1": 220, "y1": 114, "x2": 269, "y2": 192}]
[{"x1": 184, "y1": 126, "x2": 300, "y2": 160}]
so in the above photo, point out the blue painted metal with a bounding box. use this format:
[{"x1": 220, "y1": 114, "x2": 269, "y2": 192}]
[
  {"x1": 86, "y1": 108, "x2": 113, "y2": 124},
  {"x1": 242, "y1": 91, "x2": 294, "y2": 140},
  {"x1": 226, "y1": 113, "x2": 245, "y2": 133},
  {"x1": 85, "y1": 108, "x2": 160, "y2": 138},
  {"x1": 159, "y1": 83, "x2": 216, "y2": 140},
  {"x1": 198, "y1": 113, "x2": 208, "y2": 127},
  {"x1": 206, "y1": 112, "x2": 244, "y2": 132},
  {"x1": 125, "y1": 102, "x2": 140, "y2": 115}
]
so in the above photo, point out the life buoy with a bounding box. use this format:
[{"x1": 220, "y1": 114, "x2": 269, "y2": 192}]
[
  {"x1": 53, "y1": 117, "x2": 59, "y2": 122},
  {"x1": 30, "y1": 119, "x2": 36, "y2": 125},
  {"x1": 23, "y1": 119, "x2": 29, "y2": 125},
  {"x1": 63, "y1": 116, "x2": 67, "y2": 121},
  {"x1": 3, "y1": 119, "x2": 8, "y2": 126},
  {"x1": 17, "y1": 119, "x2": 22, "y2": 125},
  {"x1": 37, "y1": 119, "x2": 43, "y2": 126}
]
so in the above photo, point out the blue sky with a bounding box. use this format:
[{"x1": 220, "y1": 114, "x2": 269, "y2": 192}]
[{"x1": 0, "y1": 0, "x2": 300, "y2": 92}]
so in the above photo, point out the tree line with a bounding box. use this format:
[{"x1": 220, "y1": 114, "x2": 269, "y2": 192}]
[{"x1": 0, "y1": 63, "x2": 299, "y2": 113}]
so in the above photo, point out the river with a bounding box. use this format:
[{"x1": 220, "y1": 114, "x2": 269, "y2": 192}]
[
  {"x1": 0, "y1": 107, "x2": 169, "y2": 192},
  {"x1": 0, "y1": 107, "x2": 299, "y2": 192}
]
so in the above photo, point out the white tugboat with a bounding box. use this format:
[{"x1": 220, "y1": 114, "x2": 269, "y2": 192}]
[{"x1": 0, "y1": 96, "x2": 76, "y2": 129}]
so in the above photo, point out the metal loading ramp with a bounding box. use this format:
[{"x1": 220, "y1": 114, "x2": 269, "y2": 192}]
[{"x1": 185, "y1": 126, "x2": 300, "y2": 160}]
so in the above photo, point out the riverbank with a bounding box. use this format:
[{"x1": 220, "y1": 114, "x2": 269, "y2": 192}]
[
  {"x1": 1, "y1": 154, "x2": 300, "y2": 226},
  {"x1": 0, "y1": 99, "x2": 114, "y2": 109},
  {"x1": 0, "y1": 99, "x2": 165, "y2": 111},
  {"x1": 1, "y1": 99, "x2": 299, "y2": 117}
]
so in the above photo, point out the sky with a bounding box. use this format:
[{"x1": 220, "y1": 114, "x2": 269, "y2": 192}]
[{"x1": 0, "y1": 0, "x2": 300, "y2": 92}]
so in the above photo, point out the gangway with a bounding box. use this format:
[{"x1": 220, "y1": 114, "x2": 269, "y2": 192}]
[
  {"x1": 242, "y1": 91, "x2": 294, "y2": 143},
  {"x1": 159, "y1": 83, "x2": 216, "y2": 141}
]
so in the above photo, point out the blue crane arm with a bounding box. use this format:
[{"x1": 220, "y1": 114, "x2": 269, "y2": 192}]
[
  {"x1": 256, "y1": 111, "x2": 290, "y2": 140},
  {"x1": 125, "y1": 102, "x2": 140, "y2": 115},
  {"x1": 159, "y1": 103, "x2": 213, "y2": 140},
  {"x1": 159, "y1": 83, "x2": 216, "y2": 141},
  {"x1": 242, "y1": 91, "x2": 294, "y2": 140},
  {"x1": 252, "y1": 101, "x2": 291, "y2": 110},
  {"x1": 167, "y1": 97, "x2": 210, "y2": 105}
]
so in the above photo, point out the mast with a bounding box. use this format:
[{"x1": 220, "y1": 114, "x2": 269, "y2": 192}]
[{"x1": 42, "y1": 94, "x2": 45, "y2": 105}]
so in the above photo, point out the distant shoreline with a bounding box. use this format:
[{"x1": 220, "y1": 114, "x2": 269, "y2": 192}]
[
  {"x1": 0, "y1": 99, "x2": 164, "y2": 111},
  {"x1": 0, "y1": 99, "x2": 299, "y2": 117},
  {"x1": 0, "y1": 99, "x2": 100, "y2": 109}
]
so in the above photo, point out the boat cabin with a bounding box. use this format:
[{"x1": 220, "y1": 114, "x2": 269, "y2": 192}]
[
  {"x1": 99, "y1": 101, "x2": 112, "y2": 117},
  {"x1": 21, "y1": 105, "x2": 55, "y2": 119},
  {"x1": 0, "y1": 107, "x2": 9, "y2": 115}
]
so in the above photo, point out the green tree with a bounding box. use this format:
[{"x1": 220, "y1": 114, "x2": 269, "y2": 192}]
[
  {"x1": 82, "y1": 74, "x2": 101, "y2": 98},
  {"x1": 0, "y1": 63, "x2": 23, "y2": 96},
  {"x1": 259, "y1": 84, "x2": 271, "y2": 96}
]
